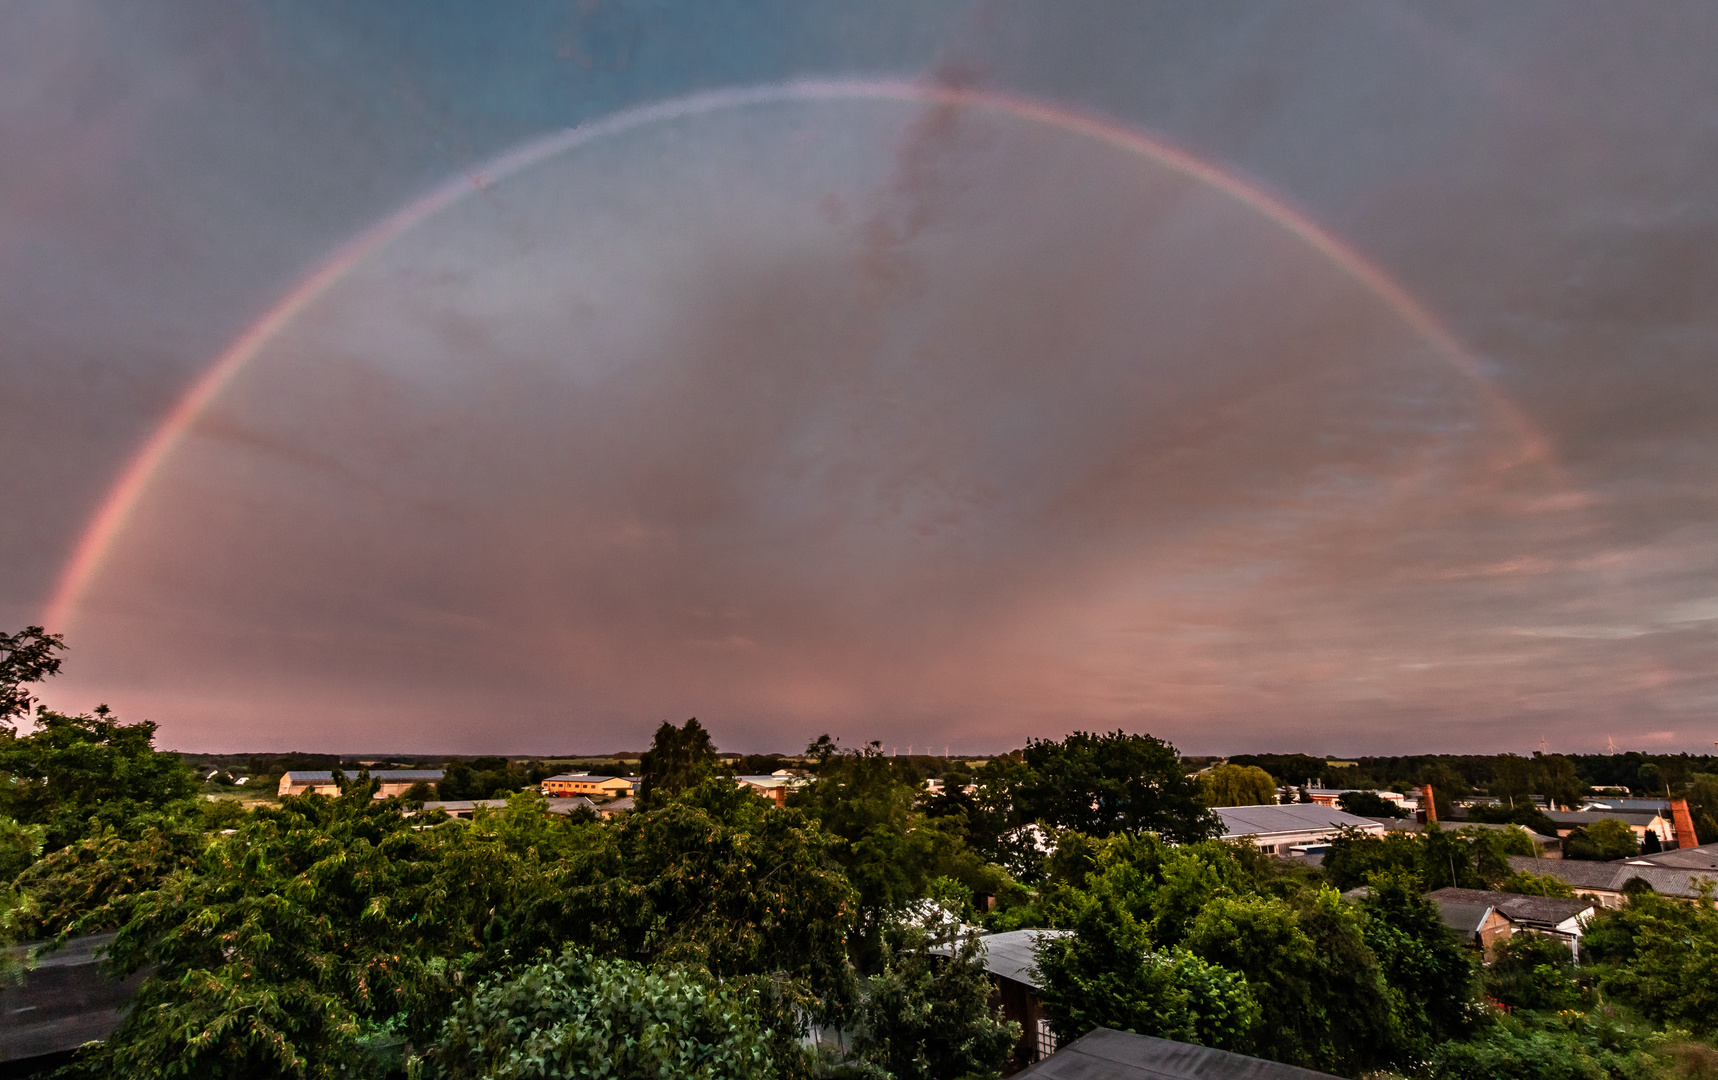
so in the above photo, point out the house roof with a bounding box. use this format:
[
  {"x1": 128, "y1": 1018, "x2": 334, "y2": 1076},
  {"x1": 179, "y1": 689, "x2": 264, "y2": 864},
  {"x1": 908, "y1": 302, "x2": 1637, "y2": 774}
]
[
  {"x1": 1622, "y1": 843, "x2": 1718, "y2": 871},
  {"x1": 1427, "y1": 896, "x2": 1499, "y2": 936},
  {"x1": 1426, "y1": 887, "x2": 1594, "y2": 929},
  {"x1": 543, "y1": 773, "x2": 625, "y2": 784},
  {"x1": 1214, "y1": 804, "x2": 1381, "y2": 840},
  {"x1": 1019, "y1": 1027, "x2": 1342, "y2": 1080},
  {"x1": 283, "y1": 770, "x2": 442, "y2": 783},
  {"x1": 1505, "y1": 856, "x2": 1718, "y2": 899},
  {"x1": 932, "y1": 929, "x2": 1072, "y2": 990},
  {"x1": 1543, "y1": 809, "x2": 1664, "y2": 827}
]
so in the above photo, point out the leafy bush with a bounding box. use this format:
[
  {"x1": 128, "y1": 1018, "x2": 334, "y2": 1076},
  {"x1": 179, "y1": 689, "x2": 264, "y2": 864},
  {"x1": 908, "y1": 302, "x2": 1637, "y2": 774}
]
[
  {"x1": 1584, "y1": 887, "x2": 1718, "y2": 1036},
  {"x1": 1428, "y1": 1010, "x2": 1674, "y2": 1080},
  {"x1": 842, "y1": 926, "x2": 1017, "y2": 1080},
  {"x1": 1034, "y1": 893, "x2": 1260, "y2": 1054},
  {"x1": 1486, "y1": 932, "x2": 1585, "y2": 1011},
  {"x1": 416, "y1": 948, "x2": 774, "y2": 1080},
  {"x1": 1565, "y1": 819, "x2": 1641, "y2": 861}
]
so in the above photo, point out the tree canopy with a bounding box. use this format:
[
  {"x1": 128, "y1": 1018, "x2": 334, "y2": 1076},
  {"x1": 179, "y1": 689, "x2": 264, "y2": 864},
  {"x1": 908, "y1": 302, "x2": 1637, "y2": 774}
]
[{"x1": 1014, "y1": 731, "x2": 1218, "y2": 842}]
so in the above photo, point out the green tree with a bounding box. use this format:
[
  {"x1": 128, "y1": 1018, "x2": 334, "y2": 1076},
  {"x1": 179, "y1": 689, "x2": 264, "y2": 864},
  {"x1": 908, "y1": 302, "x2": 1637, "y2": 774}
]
[
  {"x1": 0, "y1": 706, "x2": 200, "y2": 852},
  {"x1": 0, "y1": 814, "x2": 45, "y2": 880},
  {"x1": 1356, "y1": 872, "x2": 1477, "y2": 1049},
  {"x1": 640, "y1": 718, "x2": 717, "y2": 805},
  {"x1": 1531, "y1": 754, "x2": 1586, "y2": 811},
  {"x1": 0, "y1": 625, "x2": 65, "y2": 731},
  {"x1": 1336, "y1": 790, "x2": 1406, "y2": 818},
  {"x1": 1563, "y1": 818, "x2": 1639, "y2": 861},
  {"x1": 513, "y1": 784, "x2": 858, "y2": 1015},
  {"x1": 1034, "y1": 891, "x2": 1259, "y2": 1053},
  {"x1": 1199, "y1": 764, "x2": 1277, "y2": 808},
  {"x1": 844, "y1": 926, "x2": 1018, "y2": 1080},
  {"x1": 1321, "y1": 827, "x2": 1425, "y2": 891},
  {"x1": 1182, "y1": 895, "x2": 1327, "y2": 1069},
  {"x1": 1014, "y1": 731, "x2": 1218, "y2": 842},
  {"x1": 1582, "y1": 885, "x2": 1718, "y2": 1036},
  {"x1": 1490, "y1": 754, "x2": 1534, "y2": 809},
  {"x1": 415, "y1": 948, "x2": 775, "y2": 1080},
  {"x1": 791, "y1": 740, "x2": 1007, "y2": 952}
]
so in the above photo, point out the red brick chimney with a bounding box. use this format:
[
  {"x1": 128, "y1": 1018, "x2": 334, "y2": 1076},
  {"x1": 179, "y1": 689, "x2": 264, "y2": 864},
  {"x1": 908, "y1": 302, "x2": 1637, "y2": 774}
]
[
  {"x1": 1669, "y1": 797, "x2": 1699, "y2": 850},
  {"x1": 1422, "y1": 784, "x2": 1437, "y2": 825}
]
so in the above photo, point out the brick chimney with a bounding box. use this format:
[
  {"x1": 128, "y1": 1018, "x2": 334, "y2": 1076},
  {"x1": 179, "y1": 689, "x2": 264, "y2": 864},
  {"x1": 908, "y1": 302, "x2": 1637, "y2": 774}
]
[
  {"x1": 1422, "y1": 784, "x2": 1437, "y2": 825},
  {"x1": 1669, "y1": 797, "x2": 1699, "y2": 850}
]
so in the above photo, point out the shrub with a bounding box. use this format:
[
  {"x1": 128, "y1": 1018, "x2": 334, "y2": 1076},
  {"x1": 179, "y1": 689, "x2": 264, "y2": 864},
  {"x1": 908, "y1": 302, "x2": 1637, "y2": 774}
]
[{"x1": 416, "y1": 948, "x2": 774, "y2": 1080}]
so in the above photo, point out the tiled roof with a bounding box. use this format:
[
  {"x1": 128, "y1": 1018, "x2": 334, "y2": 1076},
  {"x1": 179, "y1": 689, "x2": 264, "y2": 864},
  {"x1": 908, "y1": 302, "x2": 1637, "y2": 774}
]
[{"x1": 1426, "y1": 887, "x2": 1594, "y2": 928}]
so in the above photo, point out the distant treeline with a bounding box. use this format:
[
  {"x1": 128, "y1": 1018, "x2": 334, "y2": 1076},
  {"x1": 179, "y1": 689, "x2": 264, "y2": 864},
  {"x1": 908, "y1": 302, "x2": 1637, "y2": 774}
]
[{"x1": 1225, "y1": 752, "x2": 1718, "y2": 797}]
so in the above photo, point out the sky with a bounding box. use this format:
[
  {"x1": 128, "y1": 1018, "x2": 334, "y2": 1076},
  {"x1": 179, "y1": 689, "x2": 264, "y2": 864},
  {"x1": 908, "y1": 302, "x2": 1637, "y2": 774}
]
[{"x1": 4, "y1": 1, "x2": 1718, "y2": 756}]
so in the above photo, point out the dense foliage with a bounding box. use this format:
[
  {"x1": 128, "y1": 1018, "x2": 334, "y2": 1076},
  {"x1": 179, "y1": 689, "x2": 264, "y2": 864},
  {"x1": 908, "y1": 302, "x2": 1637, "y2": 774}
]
[
  {"x1": 1014, "y1": 731, "x2": 1218, "y2": 842},
  {"x1": 842, "y1": 927, "x2": 1019, "y2": 1080},
  {"x1": 416, "y1": 948, "x2": 776, "y2": 1080},
  {"x1": 5, "y1": 630, "x2": 1717, "y2": 1080}
]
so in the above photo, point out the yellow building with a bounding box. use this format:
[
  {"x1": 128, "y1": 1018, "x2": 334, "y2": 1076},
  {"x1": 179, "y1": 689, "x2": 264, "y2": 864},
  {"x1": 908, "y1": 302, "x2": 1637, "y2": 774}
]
[{"x1": 541, "y1": 773, "x2": 634, "y2": 798}]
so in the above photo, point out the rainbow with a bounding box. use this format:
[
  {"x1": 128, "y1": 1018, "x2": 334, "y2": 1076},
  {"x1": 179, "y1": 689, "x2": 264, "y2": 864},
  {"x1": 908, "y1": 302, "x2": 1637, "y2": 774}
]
[{"x1": 42, "y1": 77, "x2": 1554, "y2": 633}]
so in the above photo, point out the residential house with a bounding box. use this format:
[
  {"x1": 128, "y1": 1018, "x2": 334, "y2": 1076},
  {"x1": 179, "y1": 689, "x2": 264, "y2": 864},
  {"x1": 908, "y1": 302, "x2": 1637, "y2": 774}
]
[
  {"x1": 1425, "y1": 889, "x2": 1516, "y2": 958},
  {"x1": 278, "y1": 769, "x2": 443, "y2": 798},
  {"x1": 1426, "y1": 887, "x2": 1596, "y2": 958},
  {"x1": 540, "y1": 774, "x2": 633, "y2": 799},
  {"x1": 1018, "y1": 1027, "x2": 1343, "y2": 1079},
  {"x1": 1214, "y1": 804, "x2": 1385, "y2": 856}
]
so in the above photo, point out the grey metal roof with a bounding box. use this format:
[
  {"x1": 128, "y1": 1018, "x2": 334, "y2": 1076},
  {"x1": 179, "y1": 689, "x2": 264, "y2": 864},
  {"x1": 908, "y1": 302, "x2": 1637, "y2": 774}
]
[
  {"x1": 1506, "y1": 856, "x2": 1718, "y2": 899},
  {"x1": 1623, "y1": 843, "x2": 1718, "y2": 871},
  {"x1": 1019, "y1": 1028, "x2": 1342, "y2": 1080},
  {"x1": 929, "y1": 929, "x2": 1072, "y2": 990},
  {"x1": 1214, "y1": 804, "x2": 1380, "y2": 839},
  {"x1": 283, "y1": 770, "x2": 442, "y2": 782},
  {"x1": 1543, "y1": 809, "x2": 1664, "y2": 826}
]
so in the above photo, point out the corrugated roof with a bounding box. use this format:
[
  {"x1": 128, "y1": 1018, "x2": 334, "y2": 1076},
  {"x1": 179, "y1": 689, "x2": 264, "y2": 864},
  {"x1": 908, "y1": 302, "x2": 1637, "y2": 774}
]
[
  {"x1": 283, "y1": 770, "x2": 442, "y2": 782},
  {"x1": 1215, "y1": 804, "x2": 1381, "y2": 839},
  {"x1": 1019, "y1": 1028, "x2": 1342, "y2": 1080}
]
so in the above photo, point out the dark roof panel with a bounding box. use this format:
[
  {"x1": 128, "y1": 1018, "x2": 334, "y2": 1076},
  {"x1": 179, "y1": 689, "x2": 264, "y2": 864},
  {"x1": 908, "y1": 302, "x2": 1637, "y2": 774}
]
[{"x1": 1020, "y1": 1028, "x2": 1342, "y2": 1080}]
